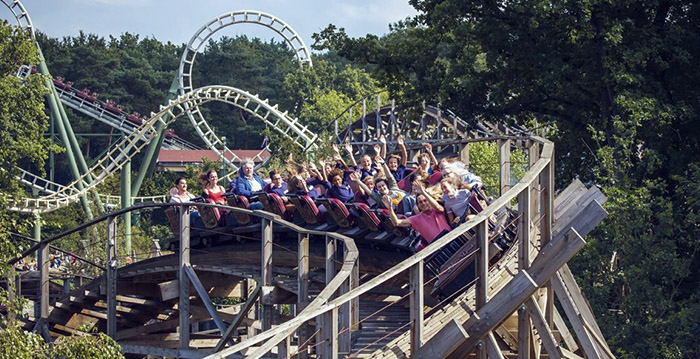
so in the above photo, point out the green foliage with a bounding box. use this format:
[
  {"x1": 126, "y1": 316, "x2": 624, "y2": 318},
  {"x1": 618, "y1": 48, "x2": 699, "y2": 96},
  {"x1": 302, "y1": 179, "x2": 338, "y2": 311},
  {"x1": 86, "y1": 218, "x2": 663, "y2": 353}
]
[
  {"x1": 0, "y1": 323, "x2": 46, "y2": 359},
  {"x1": 280, "y1": 58, "x2": 379, "y2": 135},
  {"x1": 467, "y1": 141, "x2": 527, "y2": 196},
  {"x1": 0, "y1": 22, "x2": 55, "y2": 199},
  {"x1": 0, "y1": 320, "x2": 124, "y2": 359},
  {"x1": 51, "y1": 329, "x2": 123, "y2": 359},
  {"x1": 318, "y1": 1, "x2": 700, "y2": 358}
]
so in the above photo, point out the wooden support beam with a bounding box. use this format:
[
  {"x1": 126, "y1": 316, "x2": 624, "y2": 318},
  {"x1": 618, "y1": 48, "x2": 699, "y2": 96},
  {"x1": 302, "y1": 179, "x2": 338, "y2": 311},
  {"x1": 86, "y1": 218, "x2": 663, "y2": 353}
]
[
  {"x1": 350, "y1": 255, "x2": 360, "y2": 332},
  {"x1": 410, "y1": 260, "x2": 424, "y2": 355},
  {"x1": 518, "y1": 185, "x2": 532, "y2": 359},
  {"x1": 339, "y1": 243, "x2": 351, "y2": 354},
  {"x1": 261, "y1": 218, "x2": 273, "y2": 332},
  {"x1": 526, "y1": 297, "x2": 562, "y2": 359},
  {"x1": 321, "y1": 307, "x2": 338, "y2": 359},
  {"x1": 106, "y1": 215, "x2": 117, "y2": 339},
  {"x1": 179, "y1": 205, "x2": 191, "y2": 350},
  {"x1": 476, "y1": 221, "x2": 489, "y2": 359},
  {"x1": 552, "y1": 271, "x2": 602, "y2": 359},
  {"x1": 419, "y1": 227, "x2": 585, "y2": 359},
  {"x1": 461, "y1": 142, "x2": 470, "y2": 166},
  {"x1": 38, "y1": 239, "x2": 50, "y2": 325},
  {"x1": 416, "y1": 319, "x2": 469, "y2": 358},
  {"x1": 553, "y1": 265, "x2": 615, "y2": 359},
  {"x1": 214, "y1": 285, "x2": 261, "y2": 352},
  {"x1": 326, "y1": 235, "x2": 337, "y2": 287},
  {"x1": 476, "y1": 221, "x2": 488, "y2": 309},
  {"x1": 499, "y1": 139, "x2": 511, "y2": 196},
  {"x1": 184, "y1": 264, "x2": 227, "y2": 336},
  {"x1": 542, "y1": 161, "x2": 554, "y2": 326},
  {"x1": 559, "y1": 263, "x2": 608, "y2": 345},
  {"x1": 486, "y1": 332, "x2": 505, "y2": 359},
  {"x1": 297, "y1": 232, "x2": 311, "y2": 359},
  {"x1": 553, "y1": 307, "x2": 579, "y2": 353}
]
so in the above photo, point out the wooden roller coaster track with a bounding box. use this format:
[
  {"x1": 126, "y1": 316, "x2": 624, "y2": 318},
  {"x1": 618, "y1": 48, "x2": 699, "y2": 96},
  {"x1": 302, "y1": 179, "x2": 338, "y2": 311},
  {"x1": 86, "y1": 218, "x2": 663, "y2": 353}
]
[{"x1": 6, "y1": 127, "x2": 613, "y2": 359}]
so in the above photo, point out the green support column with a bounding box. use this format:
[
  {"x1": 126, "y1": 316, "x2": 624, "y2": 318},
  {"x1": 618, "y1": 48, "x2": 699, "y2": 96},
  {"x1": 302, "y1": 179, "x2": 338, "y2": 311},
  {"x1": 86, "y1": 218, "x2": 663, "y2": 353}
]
[
  {"x1": 46, "y1": 77, "x2": 93, "y2": 220},
  {"x1": 49, "y1": 112, "x2": 55, "y2": 189},
  {"x1": 131, "y1": 75, "x2": 180, "y2": 196},
  {"x1": 121, "y1": 156, "x2": 132, "y2": 256},
  {"x1": 36, "y1": 48, "x2": 95, "y2": 219}
]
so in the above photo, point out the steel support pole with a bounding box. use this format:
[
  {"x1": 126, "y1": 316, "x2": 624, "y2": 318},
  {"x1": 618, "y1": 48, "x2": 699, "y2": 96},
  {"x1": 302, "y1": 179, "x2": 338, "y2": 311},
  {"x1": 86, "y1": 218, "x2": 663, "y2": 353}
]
[
  {"x1": 121, "y1": 154, "x2": 132, "y2": 255},
  {"x1": 106, "y1": 215, "x2": 118, "y2": 339},
  {"x1": 179, "y1": 205, "x2": 191, "y2": 350},
  {"x1": 43, "y1": 72, "x2": 93, "y2": 219},
  {"x1": 132, "y1": 75, "x2": 179, "y2": 196},
  {"x1": 48, "y1": 111, "x2": 55, "y2": 188},
  {"x1": 37, "y1": 48, "x2": 100, "y2": 217}
]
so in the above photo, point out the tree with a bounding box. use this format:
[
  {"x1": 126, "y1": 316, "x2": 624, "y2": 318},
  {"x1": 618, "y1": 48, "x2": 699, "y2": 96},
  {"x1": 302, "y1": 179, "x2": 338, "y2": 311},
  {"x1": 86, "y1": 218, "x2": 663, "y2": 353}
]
[
  {"x1": 276, "y1": 57, "x2": 379, "y2": 162},
  {"x1": 0, "y1": 21, "x2": 54, "y2": 199},
  {"x1": 0, "y1": 21, "x2": 125, "y2": 358},
  {"x1": 315, "y1": 2, "x2": 700, "y2": 358}
]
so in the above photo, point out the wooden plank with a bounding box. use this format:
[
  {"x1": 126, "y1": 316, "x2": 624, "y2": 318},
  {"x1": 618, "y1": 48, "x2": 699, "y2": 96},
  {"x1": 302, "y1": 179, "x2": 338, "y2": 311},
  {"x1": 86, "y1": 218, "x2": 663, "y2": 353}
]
[
  {"x1": 53, "y1": 323, "x2": 88, "y2": 336},
  {"x1": 476, "y1": 222, "x2": 489, "y2": 309},
  {"x1": 118, "y1": 318, "x2": 179, "y2": 340},
  {"x1": 499, "y1": 139, "x2": 511, "y2": 196},
  {"x1": 297, "y1": 232, "x2": 311, "y2": 359},
  {"x1": 561, "y1": 347, "x2": 585, "y2": 359},
  {"x1": 558, "y1": 264, "x2": 608, "y2": 349},
  {"x1": 553, "y1": 307, "x2": 579, "y2": 353},
  {"x1": 416, "y1": 318, "x2": 469, "y2": 359},
  {"x1": 552, "y1": 271, "x2": 602, "y2": 359},
  {"x1": 583, "y1": 318, "x2": 617, "y2": 359},
  {"x1": 555, "y1": 185, "x2": 606, "y2": 228},
  {"x1": 486, "y1": 332, "x2": 506, "y2": 359},
  {"x1": 64, "y1": 312, "x2": 99, "y2": 331},
  {"x1": 261, "y1": 218, "x2": 273, "y2": 332},
  {"x1": 554, "y1": 195, "x2": 607, "y2": 239},
  {"x1": 553, "y1": 179, "x2": 586, "y2": 219},
  {"x1": 518, "y1": 305, "x2": 531, "y2": 359},
  {"x1": 495, "y1": 322, "x2": 518, "y2": 351}
]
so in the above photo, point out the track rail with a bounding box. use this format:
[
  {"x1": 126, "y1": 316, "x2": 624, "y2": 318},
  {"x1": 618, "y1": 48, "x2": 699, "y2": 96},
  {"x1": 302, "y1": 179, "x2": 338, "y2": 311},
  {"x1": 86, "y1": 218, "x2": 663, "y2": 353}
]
[
  {"x1": 6, "y1": 85, "x2": 323, "y2": 213},
  {"x1": 178, "y1": 10, "x2": 317, "y2": 174},
  {"x1": 53, "y1": 84, "x2": 198, "y2": 150}
]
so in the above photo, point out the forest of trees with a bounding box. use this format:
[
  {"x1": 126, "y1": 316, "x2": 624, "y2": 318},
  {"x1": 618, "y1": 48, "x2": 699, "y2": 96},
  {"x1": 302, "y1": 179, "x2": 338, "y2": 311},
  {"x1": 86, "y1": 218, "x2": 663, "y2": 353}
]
[{"x1": 2, "y1": 1, "x2": 700, "y2": 358}]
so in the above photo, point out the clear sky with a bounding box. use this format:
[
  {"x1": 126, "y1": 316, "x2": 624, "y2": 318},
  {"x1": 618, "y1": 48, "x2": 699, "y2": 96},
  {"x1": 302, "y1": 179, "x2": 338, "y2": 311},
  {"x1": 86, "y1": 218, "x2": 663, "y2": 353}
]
[{"x1": 3, "y1": 0, "x2": 418, "y2": 51}]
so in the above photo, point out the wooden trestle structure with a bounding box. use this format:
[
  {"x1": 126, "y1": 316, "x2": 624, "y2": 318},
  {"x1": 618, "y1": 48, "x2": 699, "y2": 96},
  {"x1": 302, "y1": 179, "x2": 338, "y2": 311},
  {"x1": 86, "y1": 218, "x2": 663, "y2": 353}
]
[{"x1": 6, "y1": 132, "x2": 614, "y2": 359}]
